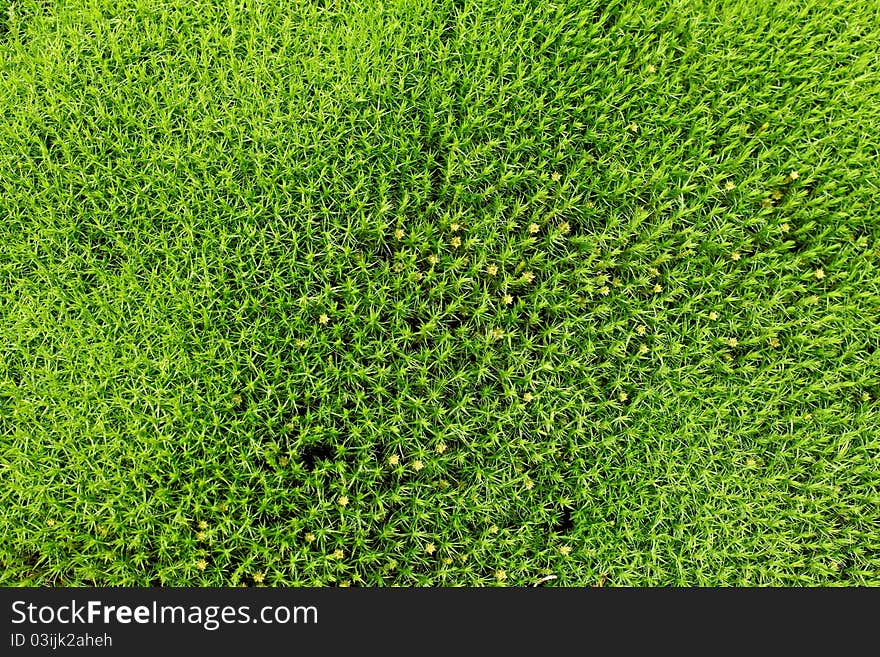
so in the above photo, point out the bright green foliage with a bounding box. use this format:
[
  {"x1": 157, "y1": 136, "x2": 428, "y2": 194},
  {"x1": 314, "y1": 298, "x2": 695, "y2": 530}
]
[{"x1": 1, "y1": 0, "x2": 878, "y2": 586}]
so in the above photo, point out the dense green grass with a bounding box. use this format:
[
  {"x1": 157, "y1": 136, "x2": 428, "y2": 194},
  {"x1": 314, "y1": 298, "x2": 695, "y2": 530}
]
[{"x1": 1, "y1": 0, "x2": 878, "y2": 586}]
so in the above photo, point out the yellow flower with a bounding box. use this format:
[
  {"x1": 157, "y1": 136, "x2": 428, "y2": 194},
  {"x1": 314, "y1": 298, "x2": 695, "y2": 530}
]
[
  {"x1": 618, "y1": 391, "x2": 628, "y2": 402},
  {"x1": 305, "y1": 533, "x2": 316, "y2": 543},
  {"x1": 636, "y1": 325, "x2": 647, "y2": 336},
  {"x1": 599, "y1": 285, "x2": 610, "y2": 296},
  {"x1": 394, "y1": 228, "x2": 405, "y2": 240},
  {"x1": 337, "y1": 495, "x2": 349, "y2": 507},
  {"x1": 769, "y1": 337, "x2": 780, "y2": 348},
  {"x1": 646, "y1": 64, "x2": 656, "y2": 73},
  {"x1": 196, "y1": 531, "x2": 207, "y2": 541},
  {"x1": 781, "y1": 223, "x2": 790, "y2": 232},
  {"x1": 524, "y1": 478, "x2": 534, "y2": 490},
  {"x1": 196, "y1": 559, "x2": 207, "y2": 571},
  {"x1": 731, "y1": 252, "x2": 741, "y2": 261},
  {"x1": 639, "y1": 344, "x2": 649, "y2": 355},
  {"x1": 558, "y1": 221, "x2": 571, "y2": 235},
  {"x1": 319, "y1": 313, "x2": 330, "y2": 325},
  {"x1": 814, "y1": 268, "x2": 825, "y2": 280},
  {"x1": 450, "y1": 223, "x2": 461, "y2": 232},
  {"x1": 495, "y1": 569, "x2": 507, "y2": 581},
  {"x1": 503, "y1": 294, "x2": 513, "y2": 305},
  {"x1": 652, "y1": 284, "x2": 663, "y2": 293},
  {"x1": 412, "y1": 460, "x2": 424, "y2": 472},
  {"x1": 198, "y1": 520, "x2": 208, "y2": 530},
  {"x1": 521, "y1": 271, "x2": 535, "y2": 283},
  {"x1": 333, "y1": 549, "x2": 344, "y2": 559},
  {"x1": 435, "y1": 442, "x2": 447, "y2": 454},
  {"x1": 724, "y1": 180, "x2": 735, "y2": 191},
  {"x1": 451, "y1": 236, "x2": 461, "y2": 248},
  {"x1": 708, "y1": 311, "x2": 718, "y2": 321},
  {"x1": 486, "y1": 264, "x2": 499, "y2": 275},
  {"x1": 388, "y1": 454, "x2": 400, "y2": 466},
  {"x1": 558, "y1": 545, "x2": 572, "y2": 556},
  {"x1": 428, "y1": 254, "x2": 439, "y2": 265},
  {"x1": 252, "y1": 571, "x2": 265, "y2": 584},
  {"x1": 746, "y1": 458, "x2": 758, "y2": 469},
  {"x1": 523, "y1": 392, "x2": 534, "y2": 403},
  {"x1": 490, "y1": 328, "x2": 504, "y2": 340},
  {"x1": 789, "y1": 170, "x2": 799, "y2": 180},
  {"x1": 425, "y1": 543, "x2": 436, "y2": 555},
  {"x1": 727, "y1": 337, "x2": 738, "y2": 347},
  {"x1": 528, "y1": 222, "x2": 540, "y2": 234},
  {"x1": 551, "y1": 171, "x2": 562, "y2": 182},
  {"x1": 628, "y1": 122, "x2": 639, "y2": 132}
]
